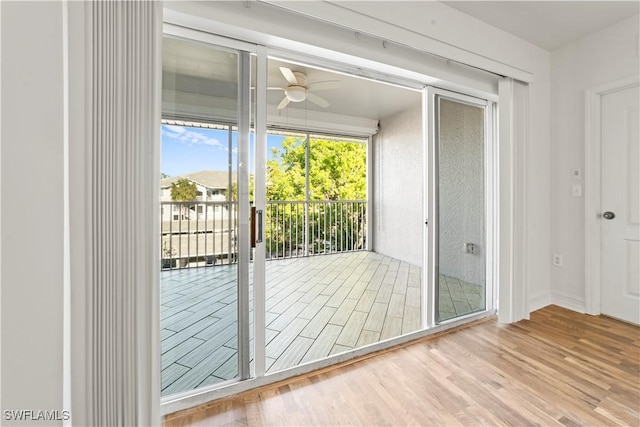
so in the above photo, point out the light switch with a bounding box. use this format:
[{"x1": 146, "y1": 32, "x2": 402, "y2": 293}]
[{"x1": 572, "y1": 184, "x2": 582, "y2": 197}]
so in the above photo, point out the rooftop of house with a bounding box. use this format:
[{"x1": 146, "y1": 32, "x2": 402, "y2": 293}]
[{"x1": 161, "y1": 170, "x2": 236, "y2": 190}]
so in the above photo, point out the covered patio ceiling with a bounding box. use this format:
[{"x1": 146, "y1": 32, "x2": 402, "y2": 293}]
[{"x1": 162, "y1": 37, "x2": 422, "y2": 132}]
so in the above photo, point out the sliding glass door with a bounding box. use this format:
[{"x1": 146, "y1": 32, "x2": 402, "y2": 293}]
[
  {"x1": 160, "y1": 34, "x2": 254, "y2": 397},
  {"x1": 425, "y1": 88, "x2": 494, "y2": 324},
  {"x1": 157, "y1": 27, "x2": 497, "y2": 407}
]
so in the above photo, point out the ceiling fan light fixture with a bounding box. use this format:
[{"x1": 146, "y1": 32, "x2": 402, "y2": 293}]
[{"x1": 284, "y1": 86, "x2": 307, "y2": 103}]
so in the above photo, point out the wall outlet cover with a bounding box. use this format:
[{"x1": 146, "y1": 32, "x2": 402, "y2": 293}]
[{"x1": 553, "y1": 254, "x2": 563, "y2": 267}]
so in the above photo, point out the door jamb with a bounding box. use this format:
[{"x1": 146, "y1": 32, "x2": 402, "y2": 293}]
[{"x1": 584, "y1": 76, "x2": 639, "y2": 315}]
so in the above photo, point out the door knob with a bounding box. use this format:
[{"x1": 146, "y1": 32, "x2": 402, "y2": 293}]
[{"x1": 603, "y1": 211, "x2": 616, "y2": 220}]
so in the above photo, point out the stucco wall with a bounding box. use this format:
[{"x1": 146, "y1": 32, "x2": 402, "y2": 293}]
[
  {"x1": 373, "y1": 105, "x2": 423, "y2": 266},
  {"x1": 550, "y1": 15, "x2": 640, "y2": 311},
  {"x1": 438, "y1": 99, "x2": 485, "y2": 285}
]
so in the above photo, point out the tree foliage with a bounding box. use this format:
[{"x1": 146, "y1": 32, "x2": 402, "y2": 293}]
[
  {"x1": 265, "y1": 136, "x2": 367, "y2": 258},
  {"x1": 170, "y1": 178, "x2": 197, "y2": 201},
  {"x1": 267, "y1": 137, "x2": 366, "y2": 201}
]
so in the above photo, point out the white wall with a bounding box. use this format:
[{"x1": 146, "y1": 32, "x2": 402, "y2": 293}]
[
  {"x1": 1, "y1": 1, "x2": 65, "y2": 424},
  {"x1": 550, "y1": 15, "x2": 640, "y2": 311},
  {"x1": 438, "y1": 99, "x2": 485, "y2": 285},
  {"x1": 373, "y1": 106, "x2": 423, "y2": 266}
]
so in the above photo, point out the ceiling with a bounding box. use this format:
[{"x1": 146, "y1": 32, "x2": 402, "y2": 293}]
[
  {"x1": 266, "y1": 58, "x2": 420, "y2": 121},
  {"x1": 163, "y1": 37, "x2": 421, "y2": 127},
  {"x1": 441, "y1": 1, "x2": 639, "y2": 51}
]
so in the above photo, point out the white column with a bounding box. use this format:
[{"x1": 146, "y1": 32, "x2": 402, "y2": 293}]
[{"x1": 497, "y1": 78, "x2": 529, "y2": 324}]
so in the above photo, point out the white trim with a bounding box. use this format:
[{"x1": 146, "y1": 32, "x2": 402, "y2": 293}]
[
  {"x1": 366, "y1": 135, "x2": 374, "y2": 251},
  {"x1": 552, "y1": 291, "x2": 586, "y2": 314},
  {"x1": 423, "y1": 87, "x2": 436, "y2": 329},
  {"x1": 164, "y1": 23, "x2": 258, "y2": 54},
  {"x1": 584, "y1": 75, "x2": 640, "y2": 316},
  {"x1": 529, "y1": 291, "x2": 552, "y2": 313},
  {"x1": 253, "y1": 45, "x2": 268, "y2": 378},
  {"x1": 237, "y1": 51, "x2": 252, "y2": 381},
  {"x1": 485, "y1": 101, "x2": 497, "y2": 313}
]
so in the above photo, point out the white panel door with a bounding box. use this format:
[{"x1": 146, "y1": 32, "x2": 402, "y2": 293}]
[{"x1": 601, "y1": 84, "x2": 640, "y2": 325}]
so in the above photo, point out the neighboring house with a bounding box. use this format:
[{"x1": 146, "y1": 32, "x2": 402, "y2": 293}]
[{"x1": 160, "y1": 170, "x2": 235, "y2": 221}]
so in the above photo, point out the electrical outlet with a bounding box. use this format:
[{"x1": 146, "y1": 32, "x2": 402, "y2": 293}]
[
  {"x1": 464, "y1": 242, "x2": 476, "y2": 254},
  {"x1": 553, "y1": 254, "x2": 563, "y2": 267}
]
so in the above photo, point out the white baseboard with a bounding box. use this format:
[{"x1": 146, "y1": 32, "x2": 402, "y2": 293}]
[
  {"x1": 551, "y1": 291, "x2": 586, "y2": 313},
  {"x1": 529, "y1": 291, "x2": 552, "y2": 313}
]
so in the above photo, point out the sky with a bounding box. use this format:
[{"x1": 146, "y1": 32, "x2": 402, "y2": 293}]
[{"x1": 161, "y1": 124, "x2": 286, "y2": 177}]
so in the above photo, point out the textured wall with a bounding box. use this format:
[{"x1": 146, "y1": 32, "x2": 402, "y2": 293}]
[
  {"x1": 438, "y1": 99, "x2": 485, "y2": 285},
  {"x1": 373, "y1": 105, "x2": 423, "y2": 266}
]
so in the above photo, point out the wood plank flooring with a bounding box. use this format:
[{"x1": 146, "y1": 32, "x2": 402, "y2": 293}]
[
  {"x1": 161, "y1": 252, "x2": 484, "y2": 397},
  {"x1": 163, "y1": 305, "x2": 640, "y2": 426}
]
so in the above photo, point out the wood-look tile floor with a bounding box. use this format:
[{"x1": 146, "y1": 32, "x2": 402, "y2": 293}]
[
  {"x1": 164, "y1": 305, "x2": 640, "y2": 426},
  {"x1": 160, "y1": 252, "x2": 484, "y2": 396}
]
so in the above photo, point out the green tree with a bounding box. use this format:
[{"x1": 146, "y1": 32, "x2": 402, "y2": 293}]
[
  {"x1": 171, "y1": 178, "x2": 197, "y2": 220},
  {"x1": 265, "y1": 136, "x2": 367, "y2": 257},
  {"x1": 266, "y1": 137, "x2": 366, "y2": 201},
  {"x1": 170, "y1": 178, "x2": 197, "y2": 201}
]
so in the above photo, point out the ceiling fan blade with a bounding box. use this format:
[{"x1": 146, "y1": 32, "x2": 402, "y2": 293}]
[
  {"x1": 268, "y1": 87, "x2": 285, "y2": 91},
  {"x1": 307, "y1": 80, "x2": 341, "y2": 91},
  {"x1": 279, "y1": 67, "x2": 298, "y2": 85},
  {"x1": 307, "y1": 93, "x2": 330, "y2": 108},
  {"x1": 277, "y1": 96, "x2": 291, "y2": 110}
]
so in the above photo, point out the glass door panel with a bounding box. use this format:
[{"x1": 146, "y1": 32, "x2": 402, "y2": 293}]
[
  {"x1": 435, "y1": 96, "x2": 487, "y2": 322},
  {"x1": 160, "y1": 36, "x2": 253, "y2": 396}
]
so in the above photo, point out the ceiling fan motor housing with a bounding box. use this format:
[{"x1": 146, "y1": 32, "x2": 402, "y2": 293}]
[{"x1": 285, "y1": 86, "x2": 307, "y2": 102}]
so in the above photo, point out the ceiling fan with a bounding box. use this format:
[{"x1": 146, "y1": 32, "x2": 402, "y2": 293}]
[{"x1": 271, "y1": 66, "x2": 341, "y2": 110}]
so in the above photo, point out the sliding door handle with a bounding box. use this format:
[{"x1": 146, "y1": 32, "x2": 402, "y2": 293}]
[
  {"x1": 256, "y1": 209, "x2": 263, "y2": 243},
  {"x1": 251, "y1": 207, "x2": 256, "y2": 248}
]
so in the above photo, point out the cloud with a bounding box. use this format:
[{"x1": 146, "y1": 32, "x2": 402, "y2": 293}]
[
  {"x1": 162, "y1": 125, "x2": 223, "y2": 148},
  {"x1": 164, "y1": 125, "x2": 186, "y2": 134}
]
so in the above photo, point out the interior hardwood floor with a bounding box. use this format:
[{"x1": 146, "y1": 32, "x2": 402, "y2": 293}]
[{"x1": 163, "y1": 305, "x2": 640, "y2": 426}]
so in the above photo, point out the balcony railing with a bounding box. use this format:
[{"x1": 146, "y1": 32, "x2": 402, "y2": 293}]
[
  {"x1": 161, "y1": 201, "x2": 238, "y2": 269},
  {"x1": 160, "y1": 200, "x2": 367, "y2": 269},
  {"x1": 266, "y1": 200, "x2": 367, "y2": 260}
]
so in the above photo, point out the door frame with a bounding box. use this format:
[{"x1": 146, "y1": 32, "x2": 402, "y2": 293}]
[{"x1": 584, "y1": 75, "x2": 639, "y2": 316}]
